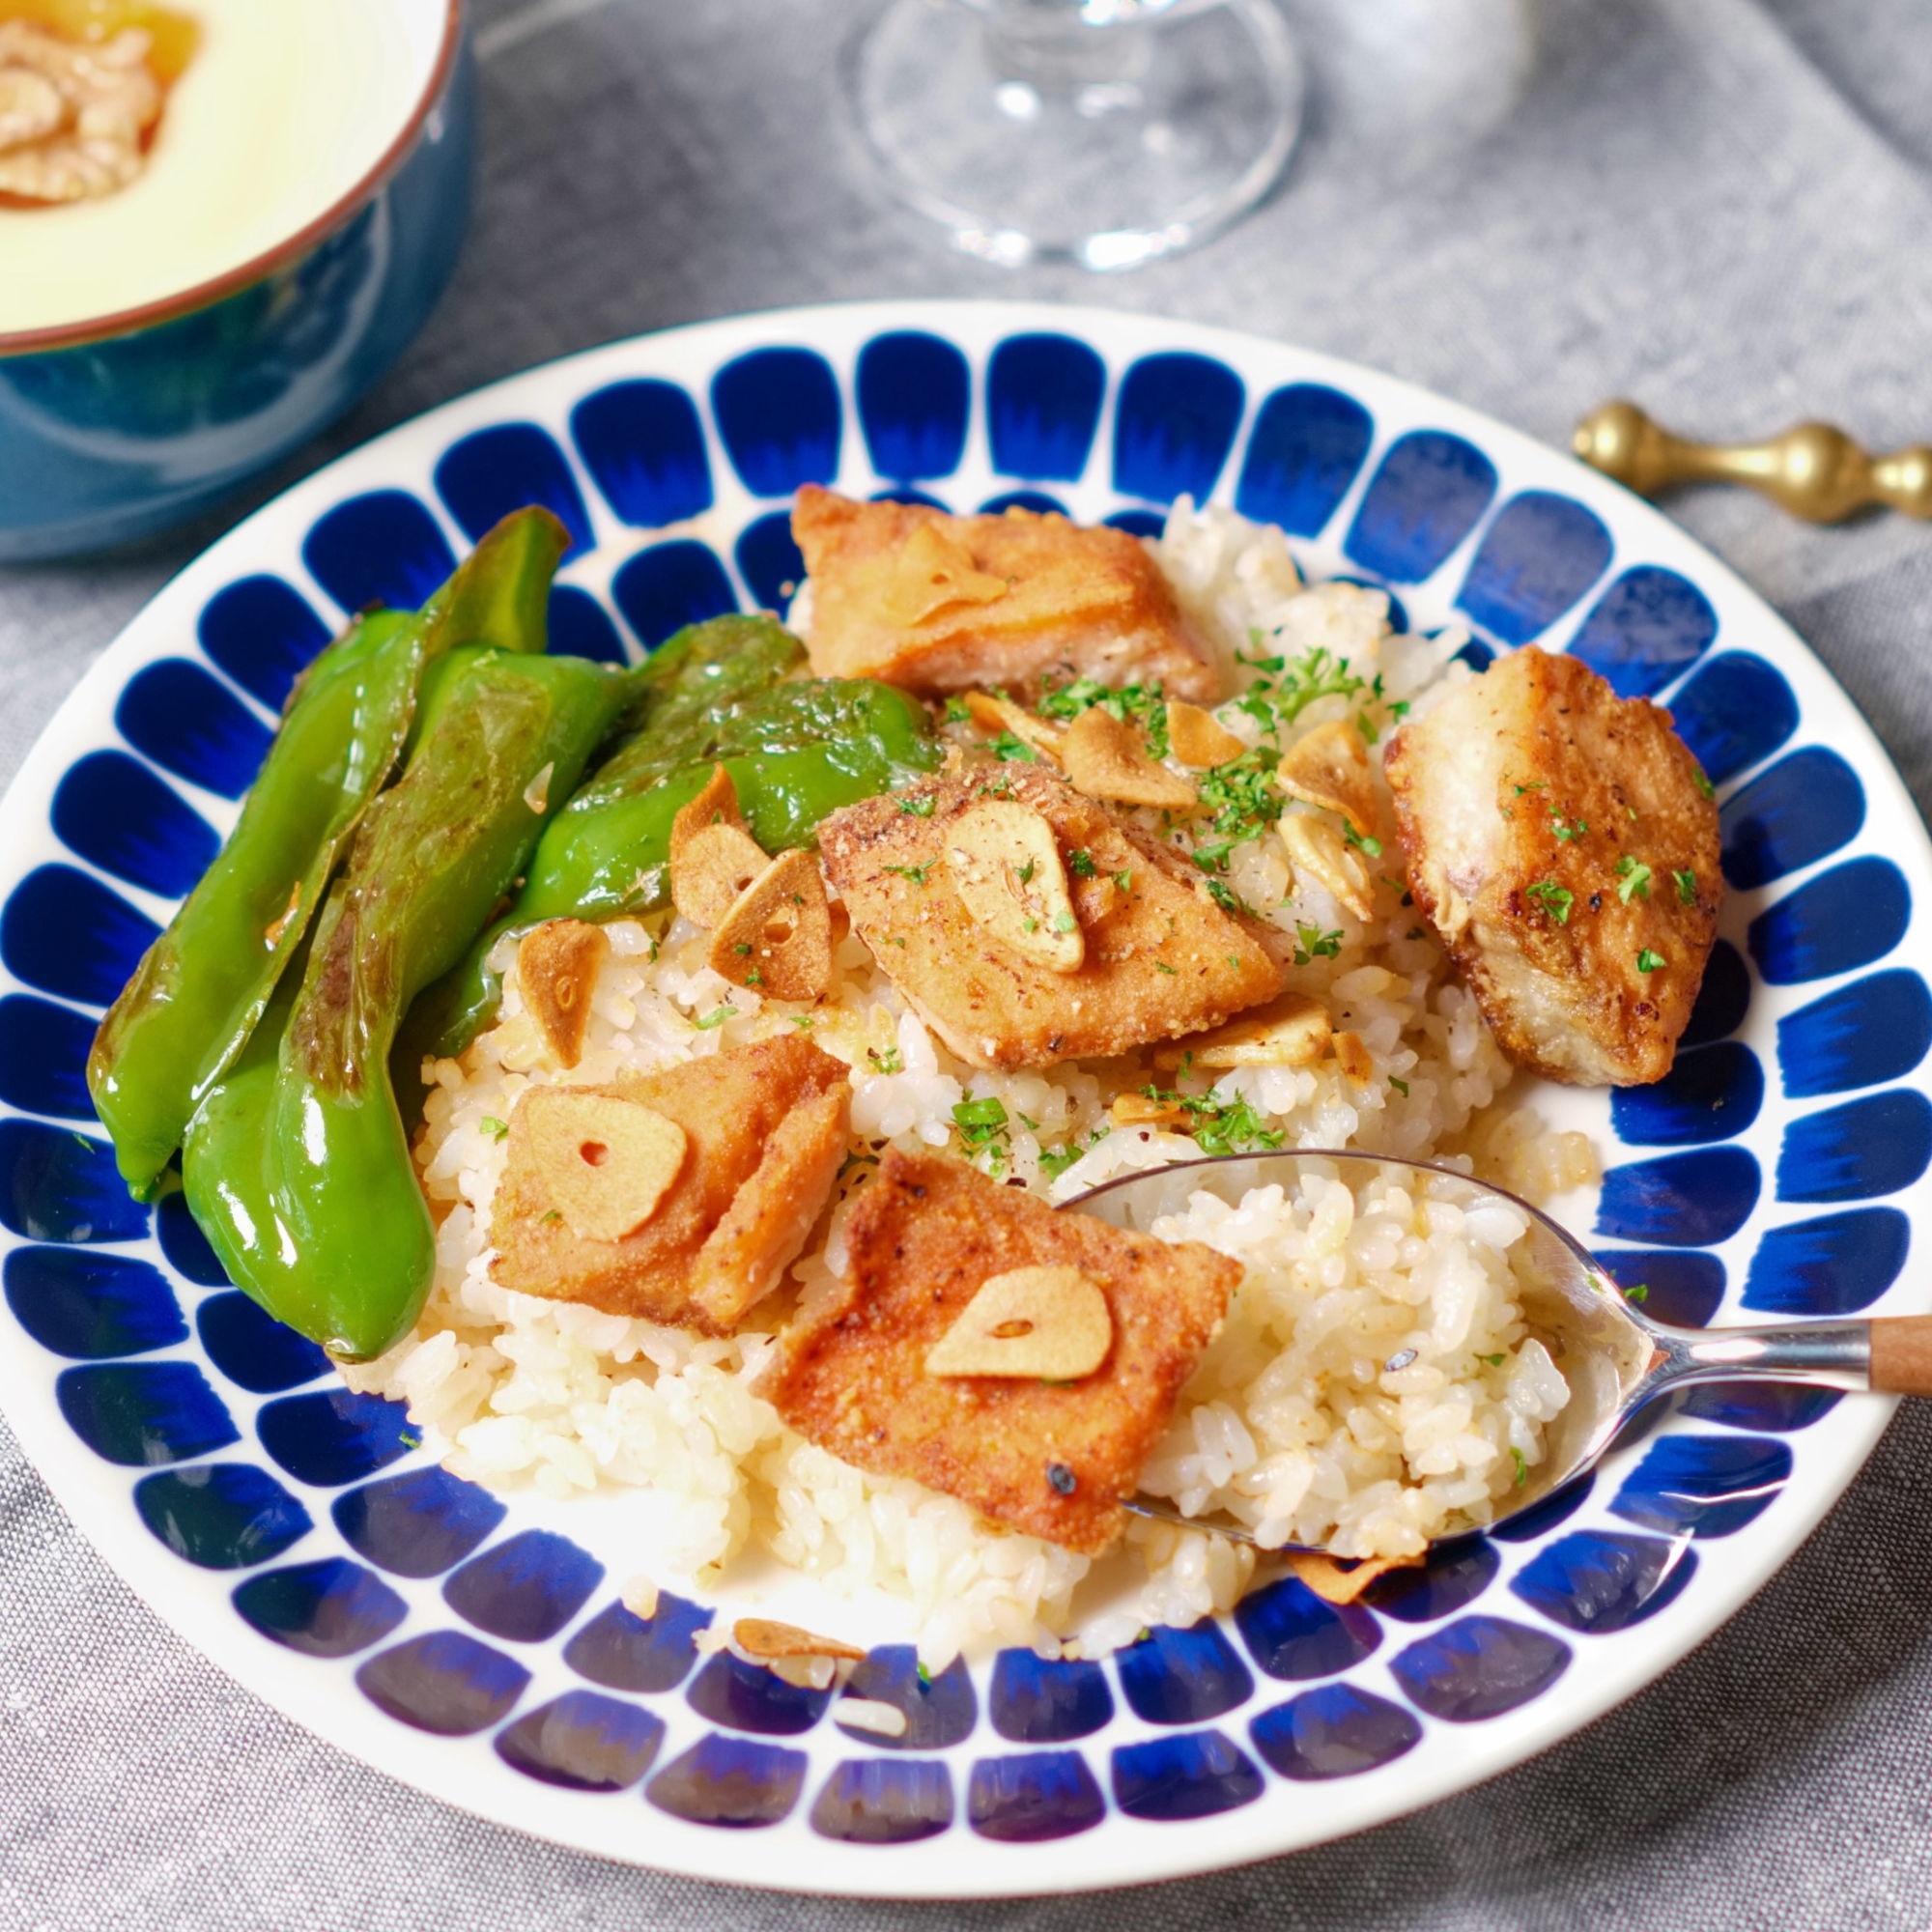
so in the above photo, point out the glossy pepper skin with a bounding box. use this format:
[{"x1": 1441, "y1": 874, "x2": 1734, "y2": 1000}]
[
  {"x1": 398, "y1": 615, "x2": 943, "y2": 1065},
  {"x1": 184, "y1": 647, "x2": 628, "y2": 1361},
  {"x1": 86, "y1": 507, "x2": 573, "y2": 1201}
]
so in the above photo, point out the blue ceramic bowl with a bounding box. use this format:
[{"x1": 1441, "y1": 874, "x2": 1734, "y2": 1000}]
[{"x1": 0, "y1": 2, "x2": 473, "y2": 563}]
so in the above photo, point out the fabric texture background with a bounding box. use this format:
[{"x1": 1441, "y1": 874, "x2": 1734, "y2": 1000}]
[{"x1": 4, "y1": 1, "x2": 1930, "y2": 1923}]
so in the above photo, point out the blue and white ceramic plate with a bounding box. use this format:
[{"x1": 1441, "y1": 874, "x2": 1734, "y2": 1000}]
[{"x1": 1, "y1": 301, "x2": 1924, "y2": 1897}]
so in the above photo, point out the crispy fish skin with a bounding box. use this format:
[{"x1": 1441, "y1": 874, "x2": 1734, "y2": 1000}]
[
  {"x1": 791, "y1": 486, "x2": 1220, "y2": 702},
  {"x1": 1384, "y1": 645, "x2": 1721, "y2": 1086},
  {"x1": 818, "y1": 763, "x2": 1283, "y2": 1070},
  {"x1": 493, "y1": 1035, "x2": 850, "y2": 1330},
  {"x1": 759, "y1": 1149, "x2": 1238, "y2": 1554}
]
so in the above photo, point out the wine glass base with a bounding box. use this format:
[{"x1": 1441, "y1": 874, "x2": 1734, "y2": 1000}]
[{"x1": 841, "y1": 0, "x2": 1304, "y2": 270}]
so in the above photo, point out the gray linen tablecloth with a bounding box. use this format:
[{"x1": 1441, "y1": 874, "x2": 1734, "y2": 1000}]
[{"x1": 7, "y1": 1, "x2": 1932, "y2": 1923}]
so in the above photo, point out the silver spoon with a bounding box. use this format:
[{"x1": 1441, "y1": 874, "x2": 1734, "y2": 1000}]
[{"x1": 1069, "y1": 1149, "x2": 1932, "y2": 1548}]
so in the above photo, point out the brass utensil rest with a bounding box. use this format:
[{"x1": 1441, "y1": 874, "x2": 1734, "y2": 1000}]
[{"x1": 1575, "y1": 399, "x2": 1932, "y2": 524}]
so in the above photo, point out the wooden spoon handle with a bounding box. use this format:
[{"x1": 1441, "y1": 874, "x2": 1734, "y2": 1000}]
[{"x1": 1868, "y1": 1317, "x2": 1932, "y2": 1394}]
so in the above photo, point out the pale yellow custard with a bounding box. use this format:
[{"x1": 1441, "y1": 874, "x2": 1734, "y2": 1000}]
[{"x1": 0, "y1": 0, "x2": 443, "y2": 335}]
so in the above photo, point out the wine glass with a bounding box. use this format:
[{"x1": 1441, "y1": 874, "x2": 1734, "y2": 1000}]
[{"x1": 839, "y1": 0, "x2": 1304, "y2": 270}]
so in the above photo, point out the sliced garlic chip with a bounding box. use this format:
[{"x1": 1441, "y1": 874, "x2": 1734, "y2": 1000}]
[
  {"x1": 1275, "y1": 719, "x2": 1381, "y2": 838},
  {"x1": 1061, "y1": 706, "x2": 1197, "y2": 810},
  {"x1": 962, "y1": 690, "x2": 1065, "y2": 762},
  {"x1": 708, "y1": 847, "x2": 834, "y2": 1002},
  {"x1": 1280, "y1": 811, "x2": 1378, "y2": 921},
  {"x1": 733, "y1": 1617, "x2": 867, "y2": 1663},
  {"x1": 1332, "y1": 1029, "x2": 1375, "y2": 1081},
  {"x1": 518, "y1": 919, "x2": 611, "y2": 1069},
  {"x1": 1110, "y1": 1092, "x2": 1192, "y2": 1127},
  {"x1": 526, "y1": 1090, "x2": 688, "y2": 1242},
  {"x1": 946, "y1": 800, "x2": 1084, "y2": 974},
  {"x1": 876, "y1": 521, "x2": 1009, "y2": 628},
  {"x1": 1166, "y1": 699, "x2": 1248, "y2": 770},
  {"x1": 1153, "y1": 990, "x2": 1332, "y2": 1070},
  {"x1": 924, "y1": 1264, "x2": 1113, "y2": 1380},
  {"x1": 1285, "y1": 1549, "x2": 1422, "y2": 1605}
]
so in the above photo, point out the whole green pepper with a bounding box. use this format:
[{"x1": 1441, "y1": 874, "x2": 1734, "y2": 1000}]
[
  {"x1": 87, "y1": 508, "x2": 571, "y2": 1200},
  {"x1": 183, "y1": 647, "x2": 627, "y2": 1360},
  {"x1": 399, "y1": 668, "x2": 942, "y2": 1067}
]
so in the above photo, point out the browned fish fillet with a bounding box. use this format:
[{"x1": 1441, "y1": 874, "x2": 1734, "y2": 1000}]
[{"x1": 1384, "y1": 645, "x2": 1721, "y2": 1086}]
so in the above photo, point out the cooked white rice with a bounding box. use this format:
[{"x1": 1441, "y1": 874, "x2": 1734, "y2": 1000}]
[{"x1": 339, "y1": 498, "x2": 1594, "y2": 1666}]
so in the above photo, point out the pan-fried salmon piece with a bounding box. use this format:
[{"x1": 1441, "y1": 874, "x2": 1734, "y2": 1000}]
[
  {"x1": 817, "y1": 762, "x2": 1283, "y2": 1070},
  {"x1": 791, "y1": 486, "x2": 1220, "y2": 702},
  {"x1": 758, "y1": 1149, "x2": 1238, "y2": 1554},
  {"x1": 493, "y1": 1035, "x2": 850, "y2": 1331},
  {"x1": 1384, "y1": 645, "x2": 1721, "y2": 1086}
]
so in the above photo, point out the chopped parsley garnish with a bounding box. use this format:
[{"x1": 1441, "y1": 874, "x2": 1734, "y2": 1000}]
[
  {"x1": 1388, "y1": 1075, "x2": 1410, "y2": 1097},
  {"x1": 1153, "y1": 960, "x2": 1178, "y2": 975},
  {"x1": 1204, "y1": 877, "x2": 1249, "y2": 917},
  {"x1": 1138, "y1": 1085, "x2": 1286, "y2": 1157},
  {"x1": 1635, "y1": 948, "x2": 1666, "y2": 974},
  {"x1": 1673, "y1": 867, "x2": 1697, "y2": 904},
  {"x1": 952, "y1": 1095, "x2": 1010, "y2": 1150},
  {"x1": 943, "y1": 696, "x2": 973, "y2": 724},
  {"x1": 1037, "y1": 674, "x2": 1170, "y2": 757},
  {"x1": 1293, "y1": 923, "x2": 1343, "y2": 965},
  {"x1": 883, "y1": 863, "x2": 933, "y2": 886},
  {"x1": 732, "y1": 942, "x2": 752, "y2": 955},
  {"x1": 789, "y1": 1014, "x2": 814, "y2": 1031},
  {"x1": 1015, "y1": 857, "x2": 1036, "y2": 885},
  {"x1": 1052, "y1": 910, "x2": 1077, "y2": 933},
  {"x1": 866, "y1": 1045, "x2": 904, "y2": 1075},
  {"x1": 744, "y1": 967, "x2": 763, "y2": 987},
  {"x1": 694, "y1": 1007, "x2": 734, "y2": 1029},
  {"x1": 1195, "y1": 747, "x2": 1283, "y2": 854},
  {"x1": 1693, "y1": 767, "x2": 1715, "y2": 800},
  {"x1": 1479, "y1": 1351, "x2": 1506, "y2": 1367},
  {"x1": 1615, "y1": 855, "x2": 1653, "y2": 903},
  {"x1": 896, "y1": 794, "x2": 936, "y2": 816},
  {"x1": 1039, "y1": 1127, "x2": 1109, "y2": 1182},
  {"x1": 916, "y1": 1662, "x2": 932, "y2": 1686},
  {"x1": 1113, "y1": 870, "x2": 1133, "y2": 894},
  {"x1": 1622, "y1": 1281, "x2": 1650, "y2": 1303},
  {"x1": 1512, "y1": 1447, "x2": 1528, "y2": 1488},
  {"x1": 1274, "y1": 645, "x2": 1366, "y2": 728},
  {"x1": 1549, "y1": 813, "x2": 1588, "y2": 842},
  {"x1": 540, "y1": 1208, "x2": 562, "y2": 1224},
  {"x1": 479, "y1": 1116, "x2": 509, "y2": 1143},
  {"x1": 1355, "y1": 712, "x2": 1378, "y2": 746},
  {"x1": 1513, "y1": 781, "x2": 1548, "y2": 796},
  {"x1": 990, "y1": 731, "x2": 1037, "y2": 763},
  {"x1": 1343, "y1": 821, "x2": 1383, "y2": 859},
  {"x1": 1522, "y1": 885, "x2": 1569, "y2": 927},
  {"x1": 1067, "y1": 847, "x2": 1096, "y2": 878}
]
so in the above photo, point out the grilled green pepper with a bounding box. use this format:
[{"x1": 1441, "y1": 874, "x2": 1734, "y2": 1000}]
[
  {"x1": 184, "y1": 647, "x2": 627, "y2": 1360},
  {"x1": 86, "y1": 508, "x2": 571, "y2": 1200},
  {"x1": 397, "y1": 620, "x2": 942, "y2": 1067}
]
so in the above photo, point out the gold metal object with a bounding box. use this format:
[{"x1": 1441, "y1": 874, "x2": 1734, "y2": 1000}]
[{"x1": 1574, "y1": 399, "x2": 1932, "y2": 525}]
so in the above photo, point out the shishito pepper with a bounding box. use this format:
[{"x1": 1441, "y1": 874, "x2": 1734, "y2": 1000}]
[
  {"x1": 184, "y1": 646, "x2": 628, "y2": 1360},
  {"x1": 87, "y1": 508, "x2": 573, "y2": 1199},
  {"x1": 397, "y1": 615, "x2": 943, "y2": 1065}
]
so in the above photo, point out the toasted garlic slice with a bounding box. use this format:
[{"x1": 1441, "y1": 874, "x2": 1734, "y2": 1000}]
[
  {"x1": 1275, "y1": 719, "x2": 1380, "y2": 838},
  {"x1": 962, "y1": 690, "x2": 1065, "y2": 762},
  {"x1": 1111, "y1": 1092, "x2": 1193, "y2": 1127},
  {"x1": 1153, "y1": 991, "x2": 1331, "y2": 1070},
  {"x1": 1332, "y1": 1030, "x2": 1375, "y2": 1081},
  {"x1": 518, "y1": 919, "x2": 611, "y2": 1069},
  {"x1": 1061, "y1": 707, "x2": 1197, "y2": 810},
  {"x1": 526, "y1": 1090, "x2": 688, "y2": 1242},
  {"x1": 1280, "y1": 811, "x2": 1377, "y2": 921},
  {"x1": 946, "y1": 800, "x2": 1084, "y2": 974},
  {"x1": 734, "y1": 1617, "x2": 867, "y2": 1663},
  {"x1": 924, "y1": 1264, "x2": 1113, "y2": 1380},
  {"x1": 876, "y1": 520, "x2": 1009, "y2": 628},
  {"x1": 709, "y1": 848, "x2": 833, "y2": 1002},
  {"x1": 1166, "y1": 699, "x2": 1248, "y2": 770},
  {"x1": 1286, "y1": 1549, "x2": 1422, "y2": 1605},
  {"x1": 671, "y1": 769, "x2": 770, "y2": 928}
]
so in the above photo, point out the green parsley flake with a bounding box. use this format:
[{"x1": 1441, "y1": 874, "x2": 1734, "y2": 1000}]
[
  {"x1": 1636, "y1": 948, "x2": 1666, "y2": 974},
  {"x1": 479, "y1": 1116, "x2": 509, "y2": 1143},
  {"x1": 1693, "y1": 768, "x2": 1715, "y2": 800},
  {"x1": 1067, "y1": 847, "x2": 1096, "y2": 878},
  {"x1": 1550, "y1": 813, "x2": 1588, "y2": 842},
  {"x1": 952, "y1": 1095, "x2": 1009, "y2": 1151},
  {"x1": 1293, "y1": 923, "x2": 1343, "y2": 966},
  {"x1": 1388, "y1": 1075, "x2": 1410, "y2": 1097},
  {"x1": 1622, "y1": 1281, "x2": 1650, "y2": 1304},
  {"x1": 1154, "y1": 960, "x2": 1178, "y2": 975},
  {"x1": 1513, "y1": 781, "x2": 1548, "y2": 796},
  {"x1": 1138, "y1": 1085, "x2": 1285, "y2": 1156},
  {"x1": 1114, "y1": 870, "x2": 1133, "y2": 894},
  {"x1": 1052, "y1": 911, "x2": 1077, "y2": 933},
  {"x1": 1036, "y1": 674, "x2": 1171, "y2": 758},
  {"x1": 991, "y1": 731, "x2": 1037, "y2": 763},
  {"x1": 1673, "y1": 867, "x2": 1697, "y2": 904},
  {"x1": 943, "y1": 696, "x2": 973, "y2": 725},
  {"x1": 1355, "y1": 712, "x2": 1378, "y2": 746},
  {"x1": 867, "y1": 1045, "x2": 904, "y2": 1075},
  {"x1": 883, "y1": 863, "x2": 932, "y2": 886},
  {"x1": 1343, "y1": 821, "x2": 1384, "y2": 859},
  {"x1": 1615, "y1": 855, "x2": 1653, "y2": 903},
  {"x1": 694, "y1": 1007, "x2": 734, "y2": 1029},
  {"x1": 896, "y1": 794, "x2": 936, "y2": 816},
  {"x1": 1512, "y1": 1447, "x2": 1528, "y2": 1488},
  {"x1": 1479, "y1": 1351, "x2": 1506, "y2": 1367}
]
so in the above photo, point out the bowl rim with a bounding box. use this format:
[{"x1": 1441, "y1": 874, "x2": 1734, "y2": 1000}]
[{"x1": 0, "y1": 0, "x2": 467, "y2": 360}]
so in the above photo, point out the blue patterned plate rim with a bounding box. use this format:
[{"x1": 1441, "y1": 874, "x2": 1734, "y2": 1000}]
[{"x1": 0, "y1": 299, "x2": 1924, "y2": 1897}]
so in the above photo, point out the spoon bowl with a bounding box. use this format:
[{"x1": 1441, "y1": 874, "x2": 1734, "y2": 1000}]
[{"x1": 1069, "y1": 1149, "x2": 1911, "y2": 1547}]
